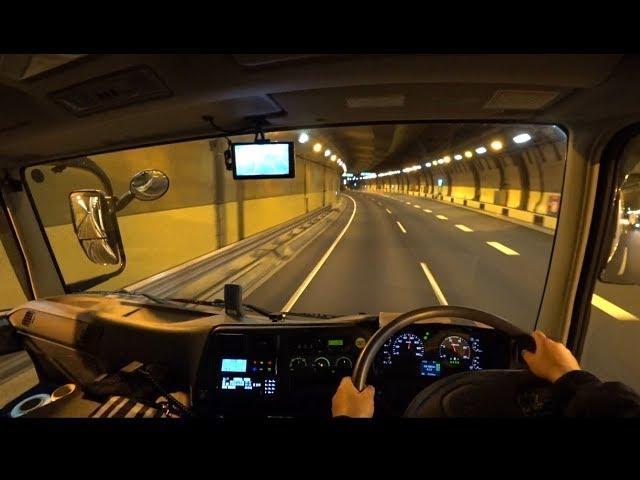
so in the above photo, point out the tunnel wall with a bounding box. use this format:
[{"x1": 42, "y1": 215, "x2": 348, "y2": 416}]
[
  {"x1": 366, "y1": 138, "x2": 565, "y2": 229},
  {"x1": 25, "y1": 138, "x2": 341, "y2": 290}
]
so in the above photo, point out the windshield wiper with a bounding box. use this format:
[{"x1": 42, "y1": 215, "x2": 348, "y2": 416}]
[
  {"x1": 85, "y1": 290, "x2": 339, "y2": 321},
  {"x1": 86, "y1": 289, "x2": 174, "y2": 305},
  {"x1": 166, "y1": 297, "x2": 282, "y2": 320}
]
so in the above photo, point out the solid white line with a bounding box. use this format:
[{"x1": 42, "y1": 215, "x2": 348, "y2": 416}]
[
  {"x1": 455, "y1": 224, "x2": 473, "y2": 232},
  {"x1": 486, "y1": 241, "x2": 520, "y2": 256},
  {"x1": 423, "y1": 209, "x2": 432, "y2": 213},
  {"x1": 281, "y1": 195, "x2": 357, "y2": 312},
  {"x1": 618, "y1": 247, "x2": 628, "y2": 276},
  {"x1": 414, "y1": 205, "x2": 421, "y2": 208},
  {"x1": 436, "y1": 215, "x2": 448, "y2": 220},
  {"x1": 396, "y1": 221, "x2": 407, "y2": 233},
  {"x1": 405, "y1": 202, "x2": 411, "y2": 205},
  {"x1": 385, "y1": 208, "x2": 392, "y2": 214},
  {"x1": 591, "y1": 294, "x2": 638, "y2": 321},
  {"x1": 420, "y1": 262, "x2": 448, "y2": 305}
]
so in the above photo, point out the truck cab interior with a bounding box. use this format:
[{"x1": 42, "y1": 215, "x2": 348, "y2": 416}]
[{"x1": 0, "y1": 53, "x2": 639, "y2": 419}]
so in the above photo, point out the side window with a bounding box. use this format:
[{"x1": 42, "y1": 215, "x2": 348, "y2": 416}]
[{"x1": 581, "y1": 134, "x2": 640, "y2": 391}]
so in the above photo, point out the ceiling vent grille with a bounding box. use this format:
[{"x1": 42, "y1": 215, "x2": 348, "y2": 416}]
[
  {"x1": 49, "y1": 66, "x2": 171, "y2": 117},
  {"x1": 484, "y1": 90, "x2": 559, "y2": 110}
]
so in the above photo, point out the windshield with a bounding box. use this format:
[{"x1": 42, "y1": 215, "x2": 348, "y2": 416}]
[{"x1": 24, "y1": 123, "x2": 567, "y2": 331}]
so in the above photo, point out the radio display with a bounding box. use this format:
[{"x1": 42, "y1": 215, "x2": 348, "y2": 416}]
[{"x1": 221, "y1": 358, "x2": 247, "y2": 372}]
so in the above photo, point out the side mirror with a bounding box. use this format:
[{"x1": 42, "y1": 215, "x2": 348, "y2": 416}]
[
  {"x1": 600, "y1": 175, "x2": 640, "y2": 285},
  {"x1": 129, "y1": 169, "x2": 170, "y2": 201},
  {"x1": 69, "y1": 190, "x2": 123, "y2": 265},
  {"x1": 115, "y1": 169, "x2": 170, "y2": 211}
]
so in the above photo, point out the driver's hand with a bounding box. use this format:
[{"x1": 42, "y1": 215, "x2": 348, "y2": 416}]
[
  {"x1": 522, "y1": 330, "x2": 581, "y2": 383},
  {"x1": 332, "y1": 377, "x2": 375, "y2": 418}
]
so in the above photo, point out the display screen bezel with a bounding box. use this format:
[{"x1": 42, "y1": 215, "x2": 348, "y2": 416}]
[{"x1": 231, "y1": 141, "x2": 295, "y2": 179}]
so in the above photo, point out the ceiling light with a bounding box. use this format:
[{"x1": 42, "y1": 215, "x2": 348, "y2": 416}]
[
  {"x1": 513, "y1": 133, "x2": 532, "y2": 144},
  {"x1": 490, "y1": 140, "x2": 503, "y2": 151},
  {"x1": 298, "y1": 132, "x2": 309, "y2": 144},
  {"x1": 324, "y1": 149, "x2": 331, "y2": 157},
  {"x1": 330, "y1": 154, "x2": 337, "y2": 161},
  {"x1": 443, "y1": 156, "x2": 451, "y2": 163},
  {"x1": 454, "y1": 154, "x2": 463, "y2": 161},
  {"x1": 425, "y1": 162, "x2": 432, "y2": 168},
  {"x1": 313, "y1": 143, "x2": 322, "y2": 152},
  {"x1": 475, "y1": 147, "x2": 487, "y2": 154},
  {"x1": 464, "y1": 151, "x2": 472, "y2": 158}
]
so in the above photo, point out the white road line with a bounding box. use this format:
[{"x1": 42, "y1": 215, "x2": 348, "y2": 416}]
[
  {"x1": 405, "y1": 202, "x2": 411, "y2": 205},
  {"x1": 455, "y1": 224, "x2": 473, "y2": 232},
  {"x1": 617, "y1": 247, "x2": 628, "y2": 276},
  {"x1": 385, "y1": 208, "x2": 392, "y2": 214},
  {"x1": 420, "y1": 262, "x2": 448, "y2": 305},
  {"x1": 414, "y1": 205, "x2": 421, "y2": 208},
  {"x1": 486, "y1": 241, "x2": 520, "y2": 256},
  {"x1": 396, "y1": 221, "x2": 407, "y2": 233},
  {"x1": 281, "y1": 195, "x2": 357, "y2": 312},
  {"x1": 436, "y1": 215, "x2": 448, "y2": 220},
  {"x1": 591, "y1": 294, "x2": 638, "y2": 321},
  {"x1": 423, "y1": 209, "x2": 432, "y2": 213}
]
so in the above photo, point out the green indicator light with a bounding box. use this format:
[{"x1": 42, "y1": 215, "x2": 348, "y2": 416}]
[{"x1": 328, "y1": 339, "x2": 344, "y2": 347}]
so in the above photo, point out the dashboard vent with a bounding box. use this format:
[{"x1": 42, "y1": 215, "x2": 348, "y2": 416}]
[
  {"x1": 21, "y1": 310, "x2": 35, "y2": 327},
  {"x1": 49, "y1": 66, "x2": 172, "y2": 117}
]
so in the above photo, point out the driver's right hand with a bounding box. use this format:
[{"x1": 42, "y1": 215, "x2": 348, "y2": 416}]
[
  {"x1": 522, "y1": 330, "x2": 581, "y2": 383},
  {"x1": 332, "y1": 377, "x2": 375, "y2": 418}
]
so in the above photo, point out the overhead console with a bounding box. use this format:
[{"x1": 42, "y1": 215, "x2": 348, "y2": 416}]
[{"x1": 193, "y1": 324, "x2": 375, "y2": 417}]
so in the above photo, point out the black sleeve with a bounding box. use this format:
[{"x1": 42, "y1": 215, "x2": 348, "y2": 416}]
[{"x1": 552, "y1": 370, "x2": 640, "y2": 417}]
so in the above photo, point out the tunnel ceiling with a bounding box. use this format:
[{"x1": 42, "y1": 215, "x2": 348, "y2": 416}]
[{"x1": 317, "y1": 123, "x2": 503, "y2": 174}]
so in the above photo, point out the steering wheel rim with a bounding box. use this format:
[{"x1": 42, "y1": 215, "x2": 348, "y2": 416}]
[{"x1": 351, "y1": 305, "x2": 535, "y2": 391}]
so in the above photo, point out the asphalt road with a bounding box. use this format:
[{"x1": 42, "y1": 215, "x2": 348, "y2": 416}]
[{"x1": 248, "y1": 190, "x2": 555, "y2": 332}]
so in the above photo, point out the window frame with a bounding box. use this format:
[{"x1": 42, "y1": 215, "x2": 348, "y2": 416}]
[{"x1": 566, "y1": 122, "x2": 640, "y2": 358}]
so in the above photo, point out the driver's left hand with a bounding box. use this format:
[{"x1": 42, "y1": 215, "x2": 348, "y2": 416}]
[{"x1": 332, "y1": 377, "x2": 375, "y2": 418}]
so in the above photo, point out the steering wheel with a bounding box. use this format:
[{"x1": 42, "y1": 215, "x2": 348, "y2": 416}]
[{"x1": 351, "y1": 306, "x2": 555, "y2": 417}]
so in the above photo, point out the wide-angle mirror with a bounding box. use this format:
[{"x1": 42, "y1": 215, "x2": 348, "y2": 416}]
[{"x1": 69, "y1": 190, "x2": 123, "y2": 265}]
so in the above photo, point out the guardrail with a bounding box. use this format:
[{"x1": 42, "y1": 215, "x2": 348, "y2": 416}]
[{"x1": 127, "y1": 198, "x2": 347, "y2": 300}]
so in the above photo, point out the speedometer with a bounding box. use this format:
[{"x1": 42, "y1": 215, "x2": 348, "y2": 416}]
[
  {"x1": 439, "y1": 336, "x2": 471, "y2": 365},
  {"x1": 392, "y1": 333, "x2": 425, "y2": 360}
]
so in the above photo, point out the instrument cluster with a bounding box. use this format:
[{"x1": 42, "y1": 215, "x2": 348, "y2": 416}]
[{"x1": 374, "y1": 324, "x2": 509, "y2": 379}]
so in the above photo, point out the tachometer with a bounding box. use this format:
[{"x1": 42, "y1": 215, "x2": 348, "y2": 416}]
[
  {"x1": 439, "y1": 336, "x2": 471, "y2": 365},
  {"x1": 392, "y1": 333, "x2": 425, "y2": 359}
]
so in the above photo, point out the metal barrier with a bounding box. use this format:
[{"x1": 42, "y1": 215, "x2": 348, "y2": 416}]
[{"x1": 126, "y1": 199, "x2": 347, "y2": 300}]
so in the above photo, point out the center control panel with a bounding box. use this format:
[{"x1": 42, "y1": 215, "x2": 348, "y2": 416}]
[{"x1": 193, "y1": 324, "x2": 375, "y2": 417}]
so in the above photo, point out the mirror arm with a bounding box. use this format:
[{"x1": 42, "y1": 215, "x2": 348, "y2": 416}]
[
  {"x1": 51, "y1": 157, "x2": 115, "y2": 196},
  {"x1": 115, "y1": 191, "x2": 135, "y2": 212}
]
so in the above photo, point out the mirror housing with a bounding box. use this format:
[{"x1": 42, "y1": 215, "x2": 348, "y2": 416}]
[{"x1": 69, "y1": 190, "x2": 123, "y2": 265}]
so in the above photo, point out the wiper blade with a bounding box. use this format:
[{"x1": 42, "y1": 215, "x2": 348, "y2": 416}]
[
  {"x1": 86, "y1": 289, "x2": 173, "y2": 305},
  {"x1": 286, "y1": 312, "x2": 341, "y2": 319},
  {"x1": 85, "y1": 291, "x2": 339, "y2": 321},
  {"x1": 167, "y1": 297, "x2": 282, "y2": 321}
]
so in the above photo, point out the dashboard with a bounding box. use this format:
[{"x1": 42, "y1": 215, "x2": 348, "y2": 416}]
[
  {"x1": 193, "y1": 323, "x2": 511, "y2": 417},
  {"x1": 4, "y1": 296, "x2": 514, "y2": 418}
]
